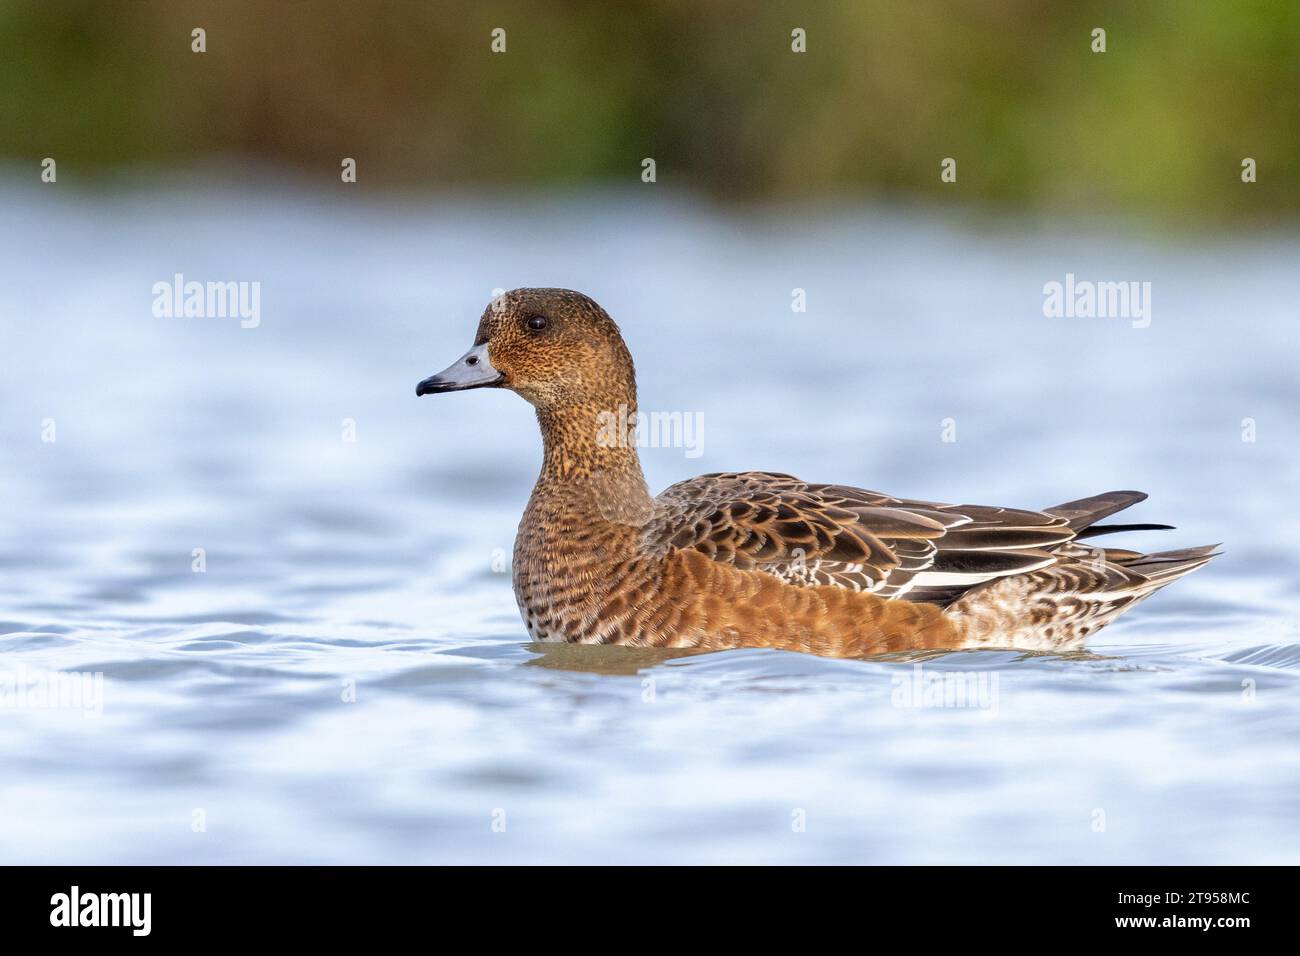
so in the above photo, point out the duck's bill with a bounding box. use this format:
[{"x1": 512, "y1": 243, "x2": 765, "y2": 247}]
[{"x1": 416, "y1": 344, "x2": 505, "y2": 395}]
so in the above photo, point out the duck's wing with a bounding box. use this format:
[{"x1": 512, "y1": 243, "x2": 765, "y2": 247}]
[{"x1": 644, "y1": 471, "x2": 1078, "y2": 604}]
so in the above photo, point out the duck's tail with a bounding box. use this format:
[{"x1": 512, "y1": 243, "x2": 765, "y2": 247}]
[
  {"x1": 949, "y1": 491, "x2": 1221, "y2": 651},
  {"x1": 1104, "y1": 542, "x2": 1222, "y2": 582}
]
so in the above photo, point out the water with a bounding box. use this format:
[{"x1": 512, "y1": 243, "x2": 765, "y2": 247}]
[{"x1": 2, "y1": 178, "x2": 1298, "y2": 864}]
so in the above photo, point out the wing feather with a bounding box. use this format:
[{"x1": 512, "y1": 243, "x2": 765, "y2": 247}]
[{"x1": 644, "y1": 472, "x2": 1080, "y2": 605}]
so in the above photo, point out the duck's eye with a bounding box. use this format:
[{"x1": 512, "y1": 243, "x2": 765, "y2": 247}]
[{"x1": 526, "y1": 315, "x2": 548, "y2": 332}]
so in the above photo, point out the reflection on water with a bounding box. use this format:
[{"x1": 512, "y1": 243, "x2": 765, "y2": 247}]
[
  {"x1": 522, "y1": 642, "x2": 713, "y2": 675},
  {"x1": 1, "y1": 179, "x2": 1298, "y2": 864}
]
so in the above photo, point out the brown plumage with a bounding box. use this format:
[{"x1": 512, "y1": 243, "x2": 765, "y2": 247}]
[{"x1": 416, "y1": 288, "x2": 1219, "y2": 658}]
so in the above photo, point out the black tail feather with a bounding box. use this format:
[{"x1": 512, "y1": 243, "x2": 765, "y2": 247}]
[{"x1": 1075, "y1": 522, "x2": 1175, "y2": 539}]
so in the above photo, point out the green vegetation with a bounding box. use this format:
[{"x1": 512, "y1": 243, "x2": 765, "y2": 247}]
[{"x1": 3, "y1": 0, "x2": 1296, "y2": 222}]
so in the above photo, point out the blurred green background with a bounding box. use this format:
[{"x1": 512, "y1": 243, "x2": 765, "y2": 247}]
[{"x1": 2, "y1": 0, "x2": 1296, "y2": 222}]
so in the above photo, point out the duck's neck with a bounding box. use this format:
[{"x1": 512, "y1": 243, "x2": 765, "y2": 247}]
[{"x1": 533, "y1": 400, "x2": 653, "y2": 520}]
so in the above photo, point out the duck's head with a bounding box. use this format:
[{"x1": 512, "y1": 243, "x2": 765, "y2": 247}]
[{"x1": 416, "y1": 288, "x2": 636, "y2": 410}]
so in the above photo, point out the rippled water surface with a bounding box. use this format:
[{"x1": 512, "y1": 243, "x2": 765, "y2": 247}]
[{"x1": 2, "y1": 180, "x2": 1298, "y2": 863}]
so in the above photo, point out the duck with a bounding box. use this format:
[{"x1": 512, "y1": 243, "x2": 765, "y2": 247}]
[{"x1": 416, "y1": 288, "x2": 1218, "y2": 657}]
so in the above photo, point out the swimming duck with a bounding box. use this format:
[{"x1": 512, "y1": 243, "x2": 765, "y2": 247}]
[{"x1": 417, "y1": 288, "x2": 1218, "y2": 657}]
